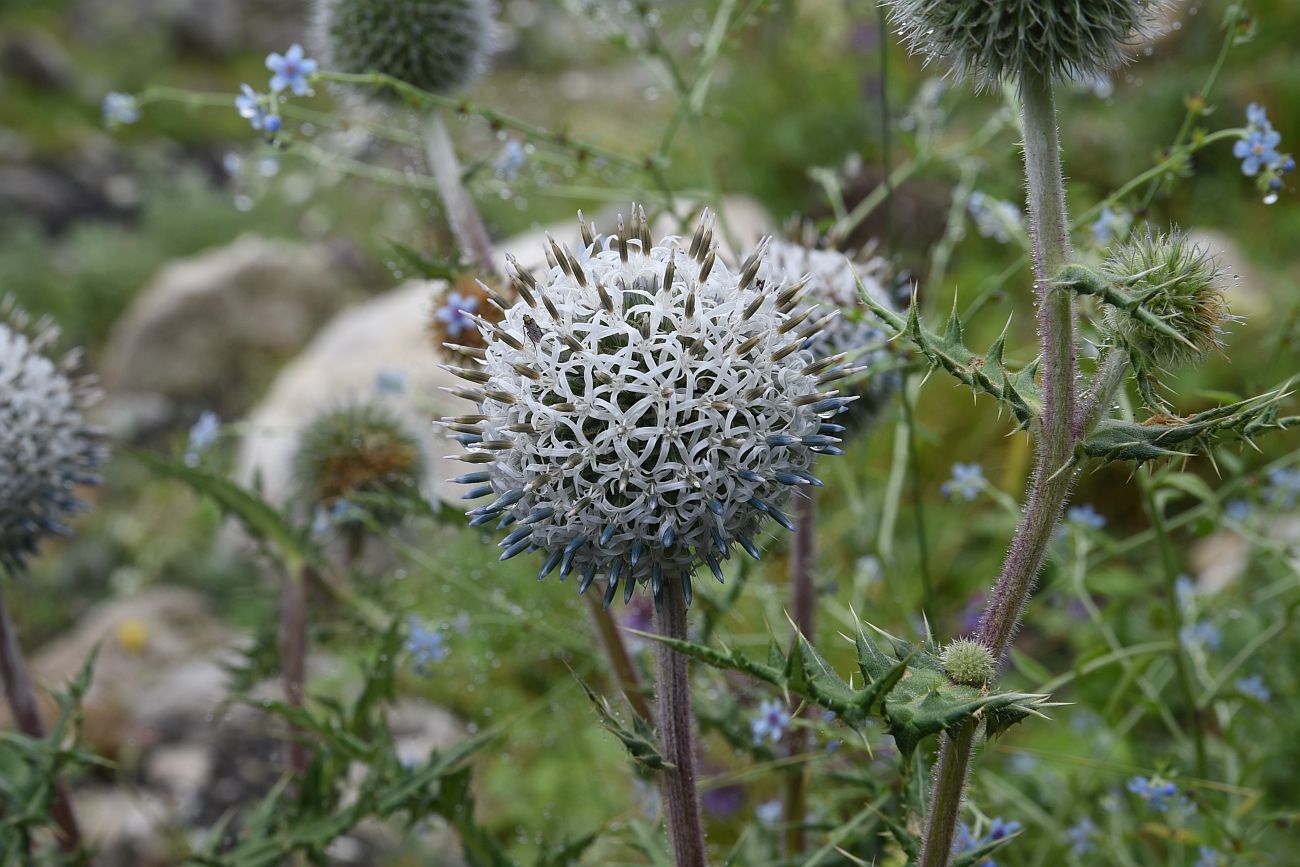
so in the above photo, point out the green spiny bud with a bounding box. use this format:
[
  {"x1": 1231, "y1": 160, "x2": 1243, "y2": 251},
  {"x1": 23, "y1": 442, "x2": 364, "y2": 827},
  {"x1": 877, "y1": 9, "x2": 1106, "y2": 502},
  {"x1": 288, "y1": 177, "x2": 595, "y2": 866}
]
[
  {"x1": 292, "y1": 403, "x2": 426, "y2": 529},
  {"x1": 887, "y1": 0, "x2": 1170, "y2": 89},
  {"x1": 314, "y1": 0, "x2": 497, "y2": 101},
  {"x1": 942, "y1": 638, "x2": 995, "y2": 686},
  {"x1": 1103, "y1": 228, "x2": 1231, "y2": 368}
]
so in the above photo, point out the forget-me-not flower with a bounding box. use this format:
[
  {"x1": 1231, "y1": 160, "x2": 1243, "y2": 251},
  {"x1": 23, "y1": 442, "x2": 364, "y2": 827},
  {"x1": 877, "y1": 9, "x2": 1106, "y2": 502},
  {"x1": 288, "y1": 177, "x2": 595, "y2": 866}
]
[
  {"x1": 184, "y1": 411, "x2": 220, "y2": 467},
  {"x1": 1181, "y1": 620, "x2": 1222, "y2": 652},
  {"x1": 1065, "y1": 504, "x2": 1106, "y2": 531},
  {"x1": 236, "y1": 84, "x2": 280, "y2": 133},
  {"x1": 435, "y1": 291, "x2": 479, "y2": 339},
  {"x1": 494, "y1": 139, "x2": 527, "y2": 180},
  {"x1": 1089, "y1": 206, "x2": 1129, "y2": 246},
  {"x1": 267, "y1": 44, "x2": 317, "y2": 96},
  {"x1": 1127, "y1": 776, "x2": 1179, "y2": 811},
  {"x1": 1065, "y1": 817, "x2": 1096, "y2": 855},
  {"x1": 1236, "y1": 674, "x2": 1271, "y2": 702},
  {"x1": 406, "y1": 615, "x2": 448, "y2": 673},
  {"x1": 102, "y1": 92, "x2": 140, "y2": 127},
  {"x1": 941, "y1": 463, "x2": 985, "y2": 501},
  {"x1": 751, "y1": 699, "x2": 791, "y2": 744},
  {"x1": 756, "y1": 799, "x2": 782, "y2": 827},
  {"x1": 1265, "y1": 467, "x2": 1300, "y2": 510},
  {"x1": 968, "y1": 192, "x2": 1024, "y2": 244}
]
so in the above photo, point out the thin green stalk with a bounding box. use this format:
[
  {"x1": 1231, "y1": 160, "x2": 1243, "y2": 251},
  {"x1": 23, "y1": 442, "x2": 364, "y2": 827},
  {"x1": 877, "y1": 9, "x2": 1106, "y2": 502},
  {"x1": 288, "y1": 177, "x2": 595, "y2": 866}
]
[
  {"x1": 919, "y1": 69, "x2": 1078, "y2": 867},
  {"x1": 900, "y1": 377, "x2": 934, "y2": 610},
  {"x1": 1137, "y1": 471, "x2": 1209, "y2": 777}
]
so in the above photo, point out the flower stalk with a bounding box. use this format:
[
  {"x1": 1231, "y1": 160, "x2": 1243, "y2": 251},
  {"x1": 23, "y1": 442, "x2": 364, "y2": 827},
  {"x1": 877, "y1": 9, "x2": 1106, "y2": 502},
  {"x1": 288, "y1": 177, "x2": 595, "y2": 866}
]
[
  {"x1": 424, "y1": 111, "x2": 500, "y2": 278},
  {"x1": 280, "y1": 563, "x2": 310, "y2": 774},
  {"x1": 919, "y1": 68, "x2": 1078, "y2": 867},
  {"x1": 653, "y1": 580, "x2": 708, "y2": 867},
  {"x1": 0, "y1": 589, "x2": 83, "y2": 852}
]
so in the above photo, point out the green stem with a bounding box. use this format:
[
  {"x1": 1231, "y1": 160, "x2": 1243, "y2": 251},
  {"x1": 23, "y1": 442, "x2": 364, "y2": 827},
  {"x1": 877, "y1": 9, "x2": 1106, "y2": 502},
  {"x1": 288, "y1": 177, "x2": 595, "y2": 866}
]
[
  {"x1": 583, "y1": 592, "x2": 655, "y2": 724},
  {"x1": 919, "y1": 69, "x2": 1078, "y2": 867},
  {"x1": 1138, "y1": 471, "x2": 1209, "y2": 777},
  {"x1": 280, "y1": 564, "x2": 310, "y2": 774},
  {"x1": 1075, "y1": 346, "x2": 1131, "y2": 437}
]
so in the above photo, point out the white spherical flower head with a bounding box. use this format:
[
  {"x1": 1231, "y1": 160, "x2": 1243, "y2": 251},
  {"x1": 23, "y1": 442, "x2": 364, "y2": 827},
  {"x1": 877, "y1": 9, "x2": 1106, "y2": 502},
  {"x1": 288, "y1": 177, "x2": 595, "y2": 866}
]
[
  {"x1": 444, "y1": 209, "x2": 853, "y2": 607},
  {"x1": 756, "y1": 238, "x2": 900, "y2": 431},
  {"x1": 0, "y1": 301, "x2": 106, "y2": 574}
]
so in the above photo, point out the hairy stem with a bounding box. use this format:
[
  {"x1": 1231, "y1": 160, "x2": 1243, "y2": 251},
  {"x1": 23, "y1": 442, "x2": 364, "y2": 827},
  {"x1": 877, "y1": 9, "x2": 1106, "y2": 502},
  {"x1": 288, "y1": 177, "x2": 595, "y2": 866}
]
[
  {"x1": 424, "y1": 111, "x2": 499, "y2": 278},
  {"x1": 583, "y1": 592, "x2": 655, "y2": 723},
  {"x1": 1075, "y1": 347, "x2": 1131, "y2": 437},
  {"x1": 281, "y1": 564, "x2": 309, "y2": 774},
  {"x1": 0, "y1": 590, "x2": 82, "y2": 852},
  {"x1": 783, "y1": 490, "x2": 816, "y2": 857},
  {"x1": 919, "y1": 69, "x2": 1078, "y2": 867},
  {"x1": 654, "y1": 581, "x2": 708, "y2": 867}
]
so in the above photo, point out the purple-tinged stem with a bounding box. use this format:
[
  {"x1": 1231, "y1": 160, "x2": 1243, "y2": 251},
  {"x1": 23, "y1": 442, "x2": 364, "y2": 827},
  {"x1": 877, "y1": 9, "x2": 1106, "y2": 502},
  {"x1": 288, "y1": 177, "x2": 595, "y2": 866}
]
[
  {"x1": 918, "y1": 68, "x2": 1079, "y2": 867},
  {"x1": 653, "y1": 579, "x2": 708, "y2": 867},
  {"x1": 0, "y1": 591, "x2": 83, "y2": 853}
]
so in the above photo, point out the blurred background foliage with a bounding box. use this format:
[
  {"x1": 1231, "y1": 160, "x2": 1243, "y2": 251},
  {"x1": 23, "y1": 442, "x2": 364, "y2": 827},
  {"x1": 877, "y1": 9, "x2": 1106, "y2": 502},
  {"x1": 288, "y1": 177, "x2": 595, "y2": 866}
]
[{"x1": 1, "y1": 0, "x2": 1298, "y2": 863}]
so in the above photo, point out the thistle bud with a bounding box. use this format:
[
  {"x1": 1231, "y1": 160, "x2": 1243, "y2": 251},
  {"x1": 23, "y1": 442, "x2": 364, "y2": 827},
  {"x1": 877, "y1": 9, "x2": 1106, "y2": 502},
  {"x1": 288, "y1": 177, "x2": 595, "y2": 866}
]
[
  {"x1": 0, "y1": 299, "x2": 107, "y2": 574},
  {"x1": 314, "y1": 0, "x2": 497, "y2": 102},
  {"x1": 1103, "y1": 228, "x2": 1230, "y2": 368},
  {"x1": 888, "y1": 0, "x2": 1169, "y2": 88},
  {"x1": 292, "y1": 403, "x2": 426, "y2": 531},
  {"x1": 942, "y1": 638, "x2": 994, "y2": 687},
  {"x1": 444, "y1": 209, "x2": 849, "y2": 605}
]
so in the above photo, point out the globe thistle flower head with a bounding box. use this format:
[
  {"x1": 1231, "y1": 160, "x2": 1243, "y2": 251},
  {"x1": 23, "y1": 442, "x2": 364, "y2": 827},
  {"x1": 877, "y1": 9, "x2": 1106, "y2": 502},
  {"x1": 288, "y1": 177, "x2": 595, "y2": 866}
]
[
  {"x1": 314, "y1": 0, "x2": 497, "y2": 103},
  {"x1": 444, "y1": 207, "x2": 853, "y2": 607},
  {"x1": 755, "y1": 229, "x2": 900, "y2": 433},
  {"x1": 1103, "y1": 228, "x2": 1231, "y2": 368},
  {"x1": 292, "y1": 402, "x2": 426, "y2": 531},
  {"x1": 888, "y1": 0, "x2": 1170, "y2": 89},
  {"x1": 0, "y1": 299, "x2": 106, "y2": 574}
]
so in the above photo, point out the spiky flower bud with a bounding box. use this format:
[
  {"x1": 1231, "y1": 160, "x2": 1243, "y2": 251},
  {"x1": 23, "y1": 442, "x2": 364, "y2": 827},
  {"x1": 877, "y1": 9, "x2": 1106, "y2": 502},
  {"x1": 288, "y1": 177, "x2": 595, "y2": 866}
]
[
  {"x1": 1103, "y1": 228, "x2": 1230, "y2": 368},
  {"x1": 314, "y1": 0, "x2": 497, "y2": 101},
  {"x1": 293, "y1": 403, "x2": 426, "y2": 530},
  {"x1": 942, "y1": 638, "x2": 994, "y2": 687},
  {"x1": 444, "y1": 208, "x2": 851, "y2": 606},
  {"x1": 888, "y1": 0, "x2": 1169, "y2": 88},
  {"x1": 755, "y1": 236, "x2": 900, "y2": 432},
  {"x1": 1, "y1": 300, "x2": 106, "y2": 574}
]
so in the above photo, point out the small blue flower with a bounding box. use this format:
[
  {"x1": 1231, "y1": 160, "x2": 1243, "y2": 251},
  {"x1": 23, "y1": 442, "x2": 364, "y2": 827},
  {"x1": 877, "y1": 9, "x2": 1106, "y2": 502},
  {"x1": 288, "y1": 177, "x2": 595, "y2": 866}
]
[
  {"x1": 267, "y1": 43, "x2": 317, "y2": 96},
  {"x1": 435, "y1": 291, "x2": 480, "y2": 338},
  {"x1": 1224, "y1": 498, "x2": 1253, "y2": 522},
  {"x1": 236, "y1": 84, "x2": 277, "y2": 132},
  {"x1": 1175, "y1": 574, "x2": 1197, "y2": 608},
  {"x1": 1197, "y1": 846, "x2": 1219, "y2": 867},
  {"x1": 1247, "y1": 102, "x2": 1270, "y2": 127},
  {"x1": 1127, "y1": 776, "x2": 1179, "y2": 811},
  {"x1": 941, "y1": 463, "x2": 984, "y2": 501},
  {"x1": 954, "y1": 822, "x2": 978, "y2": 854},
  {"x1": 1180, "y1": 620, "x2": 1221, "y2": 652},
  {"x1": 1089, "y1": 206, "x2": 1129, "y2": 245},
  {"x1": 985, "y1": 818, "x2": 1021, "y2": 842},
  {"x1": 1065, "y1": 504, "x2": 1106, "y2": 531},
  {"x1": 184, "y1": 411, "x2": 220, "y2": 467},
  {"x1": 1065, "y1": 817, "x2": 1096, "y2": 855},
  {"x1": 493, "y1": 139, "x2": 527, "y2": 180},
  {"x1": 375, "y1": 367, "x2": 408, "y2": 396},
  {"x1": 755, "y1": 799, "x2": 782, "y2": 827},
  {"x1": 1236, "y1": 674, "x2": 1270, "y2": 702},
  {"x1": 968, "y1": 192, "x2": 1023, "y2": 244},
  {"x1": 102, "y1": 92, "x2": 141, "y2": 127},
  {"x1": 825, "y1": 739, "x2": 841, "y2": 753},
  {"x1": 405, "y1": 615, "x2": 448, "y2": 673},
  {"x1": 1235, "y1": 126, "x2": 1282, "y2": 176},
  {"x1": 1264, "y1": 467, "x2": 1300, "y2": 510},
  {"x1": 751, "y1": 699, "x2": 791, "y2": 744}
]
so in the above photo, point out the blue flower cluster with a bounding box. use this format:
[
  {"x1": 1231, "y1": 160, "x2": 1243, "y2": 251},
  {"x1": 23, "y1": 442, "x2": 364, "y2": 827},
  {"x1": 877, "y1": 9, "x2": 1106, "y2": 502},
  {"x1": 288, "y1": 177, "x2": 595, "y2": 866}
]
[
  {"x1": 233, "y1": 44, "x2": 319, "y2": 137},
  {"x1": 955, "y1": 817, "x2": 1022, "y2": 866},
  {"x1": 405, "y1": 615, "x2": 448, "y2": 674},
  {"x1": 941, "y1": 463, "x2": 985, "y2": 501},
  {"x1": 1126, "y1": 776, "x2": 1180, "y2": 811},
  {"x1": 751, "y1": 699, "x2": 791, "y2": 745},
  {"x1": 1235, "y1": 103, "x2": 1295, "y2": 202}
]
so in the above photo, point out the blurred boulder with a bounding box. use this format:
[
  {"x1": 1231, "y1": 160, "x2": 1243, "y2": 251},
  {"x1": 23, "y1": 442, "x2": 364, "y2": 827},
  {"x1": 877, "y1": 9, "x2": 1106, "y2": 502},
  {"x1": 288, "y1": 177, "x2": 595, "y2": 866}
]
[
  {"x1": 100, "y1": 235, "x2": 353, "y2": 436},
  {"x1": 1185, "y1": 228, "x2": 1271, "y2": 318},
  {"x1": 1, "y1": 30, "x2": 75, "y2": 90}
]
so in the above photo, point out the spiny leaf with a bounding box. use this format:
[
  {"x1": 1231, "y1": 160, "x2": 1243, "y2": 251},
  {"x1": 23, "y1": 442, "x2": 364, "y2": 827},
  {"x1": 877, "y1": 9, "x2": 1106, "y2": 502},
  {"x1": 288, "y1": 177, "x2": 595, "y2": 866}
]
[{"x1": 574, "y1": 672, "x2": 671, "y2": 771}]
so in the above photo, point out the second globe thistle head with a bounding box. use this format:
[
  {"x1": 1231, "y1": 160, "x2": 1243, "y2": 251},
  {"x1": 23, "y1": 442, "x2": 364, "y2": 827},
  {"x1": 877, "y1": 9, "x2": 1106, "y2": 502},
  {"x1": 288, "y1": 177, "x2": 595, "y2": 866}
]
[
  {"x1": 888, "y1": 0, "x2": 1169, "y2": 89},
  {"x1": 1103, "y1": 228, "x2": 1231, "y2": 368},
  {"x1": 1, "y1": 299, "x2": 106, "y2": 574},
  {"x1": 755, "y1": 230, "x2": 901, "y2": 432},
  {"x1": 314, "y1": 0, "x2": 497, "y2": 103},
  {"x1": 293, "y1": 402, "x2": 426, "y2": 530},
  {"x1": 444, "y1": 207, "x2": 854, "y2": 607}
]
